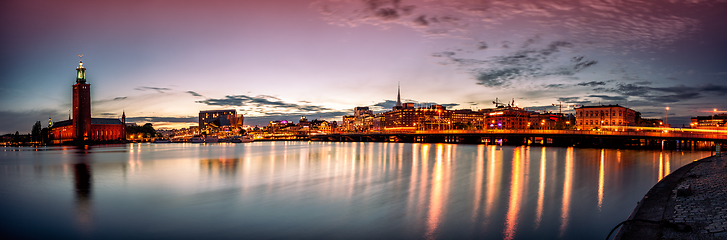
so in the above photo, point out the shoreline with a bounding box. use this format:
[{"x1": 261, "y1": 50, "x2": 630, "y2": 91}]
[{"x1": 616, "y1": 153, "x2": 727, "y2": 239}]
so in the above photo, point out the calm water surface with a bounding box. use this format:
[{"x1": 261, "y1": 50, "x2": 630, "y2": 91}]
[{"x1": 0, "y1": 142, "x2": 711, "y2": 239}]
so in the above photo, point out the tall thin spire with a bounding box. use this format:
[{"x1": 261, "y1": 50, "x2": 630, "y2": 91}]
[{"x1": 396, "y1": 82, "x2": 402, "y2": 108}]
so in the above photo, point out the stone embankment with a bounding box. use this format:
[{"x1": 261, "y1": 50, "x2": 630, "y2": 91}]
[{"x1": 617, "y1": 153, "x2": 727, "y2": 239}]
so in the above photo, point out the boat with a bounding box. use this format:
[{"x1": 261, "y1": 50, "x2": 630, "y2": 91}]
[
  {"x1": 204, "y1": 136, "x2": 219, "y2": 143},
  {"x1": 230, "y1": 135, "x2": 254, "y2": 143},
  {"x1": 190, "y1": 137, "x2": 204, "y2": 143},
  {"x1": 153, "y1": 138, "x2": 171, "y2": 143}
]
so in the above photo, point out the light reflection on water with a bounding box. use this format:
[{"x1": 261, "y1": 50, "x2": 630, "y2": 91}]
[{"x1": 0, "y1": 142, "x2": 712, "y2": 239}]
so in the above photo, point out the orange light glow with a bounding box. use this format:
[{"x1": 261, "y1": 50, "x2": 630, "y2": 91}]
[
  {"x1": 472, "y1": 145, "x2": 485, "y2": 221},
  {"x1": 503, "y1": 147, "x2": 523, "y2": 240},
  {"x1": 658, "y1": 153, "x2": 664, "y2": 181},
  {"x1": 598, "y1": 149, "x2": 605, "y2": 212},
  {"x1": 426, "y1": 144, "x2": 448, "y2": 239},
  {"x1": 485, "y1": 145, "x2": 499, "y2": 221},
  {"x1": 535, "y1": 147, "x2": 546, "y2": 229},
  {"x1": 559, "y1": 147, "x2": 574, "y2": 237}
]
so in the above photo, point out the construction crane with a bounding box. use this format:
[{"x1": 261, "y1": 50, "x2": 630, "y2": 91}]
[
  {"x1": 552, "y1": 101, "x2": 580, "y2": 114},
  {"x1": 493, "y1": 98, "x2": 506, "y2": 108}
]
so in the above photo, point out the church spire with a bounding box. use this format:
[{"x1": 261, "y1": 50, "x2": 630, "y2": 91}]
[{"x1": 396, "y1": 82, "x2": 402, "y2": 108}]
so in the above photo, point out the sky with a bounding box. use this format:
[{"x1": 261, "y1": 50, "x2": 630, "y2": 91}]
[{"x1": 1, "y1": 0, "x2": 726, "y2": 133}]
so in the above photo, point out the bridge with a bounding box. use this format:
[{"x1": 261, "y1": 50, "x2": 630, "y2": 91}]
[{"x1": 305, "y1": 127, "x2": 727, "y2": 149}]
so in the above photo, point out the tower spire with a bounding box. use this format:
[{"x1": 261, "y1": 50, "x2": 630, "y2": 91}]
[
  {"x1": 76, "y1": 54, "x2": 86, "y2": 84},
  {"x1": 396, "y1": 82, "x2": 402, "y2": 108}
]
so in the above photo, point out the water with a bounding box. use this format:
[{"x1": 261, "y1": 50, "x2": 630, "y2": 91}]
[{"x1": 0, "y1": 142, "x2": 711, "y2": 239}]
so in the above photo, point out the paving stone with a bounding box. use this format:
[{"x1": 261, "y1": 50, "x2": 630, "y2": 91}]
[{"x1": 619, "y1": 154, "x2": 727, "y2": 239}]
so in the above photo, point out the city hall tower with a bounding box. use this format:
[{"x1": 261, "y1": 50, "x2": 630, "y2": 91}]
[{"x1": 73, "y1": 59, "x2": 91, "y2": 140}]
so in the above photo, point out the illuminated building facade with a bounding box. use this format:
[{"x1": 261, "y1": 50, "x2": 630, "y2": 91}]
[
  {"x1": 575, "y1": 105, "x2": 635, "y2": 130},
  {"x1": 341, "y1": 115, "x2": 355, "y2": 132},
  {"x1": 199, "y1": 109, "x2": 243, "y2": 132},
  {"x1": 50, "y1": 60, "x2": 125, "y2": 144},
  {"x1": 485, "y1": 107, "x2": 530, "y2": 129},
  {"x1": 353, "y1": 107, "x2": 374, "y2": 131},
  {"x1": 451, "y1": 109, "x2": 486, "y2": 130},
  {"x1": 383, "y1": 104, "x2": 451, "y2": 131},
  {"x1": 528, "y1": 113, "x2": 561, "y2": 130},
  {"x1": 691, "y1": 113, "x2": 727, "y2": 130}
]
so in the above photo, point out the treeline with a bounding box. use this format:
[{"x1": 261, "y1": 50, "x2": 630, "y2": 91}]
[{"x1": 126, "y1": 123, "x2": 160, "y2": 138}]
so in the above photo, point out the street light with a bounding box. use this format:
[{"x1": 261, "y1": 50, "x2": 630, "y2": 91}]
[
  {"x1": 714, "y1": 108, "x2": 718, "y2": 122},
  {"x1": 665, "y1": 107, "x2": 669, "y2": 126}
]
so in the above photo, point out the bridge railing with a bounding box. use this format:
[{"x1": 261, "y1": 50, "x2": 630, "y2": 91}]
[{"x1": 320, "y1": 129, "x2": 727, "y2": 140}]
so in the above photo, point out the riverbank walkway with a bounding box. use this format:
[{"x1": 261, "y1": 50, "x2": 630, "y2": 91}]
[{"x1": 616, "y1": 153, "x2": 727, "y2": 239}]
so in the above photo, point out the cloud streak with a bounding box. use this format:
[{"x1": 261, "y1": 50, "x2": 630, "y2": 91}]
[
  {"x1": 314, "y1": 0, "x2": 702, "y2": 52},
  {"x1": 196, "y1": 94, "x2": 334, "y2": 112},
  {"x1": 186, "y1": 91, "x2": 203, "y2": 97},
  {"x1": 434, "y1": 40, "x2": 598, "y2": 88},
  {"x1": 134, "y1": 86, "x2": 171, "y2": 93},
  {"x1": 126, "y1": 116, "x2": 197, "y2": 123},
  {"x1": 597, "y1": 83, "x2": 727, "y2": 103}
]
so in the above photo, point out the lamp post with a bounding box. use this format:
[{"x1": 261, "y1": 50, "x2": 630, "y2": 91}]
[
  {"x1": 665, "y1": 107, "x2": 669, "y2": 126},
  {"x1": 714, "y1": 108, "x2": 717, "y2": 122}
]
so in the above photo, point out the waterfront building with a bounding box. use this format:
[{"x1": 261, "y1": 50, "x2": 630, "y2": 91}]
[
  {"x1": 484, "y1": 107, "x2": 530, "y2": 129},
  {"x1": 691, "y1": 113, "x2": 727, "y2": 130},
  {"x1": 383, "y1": 104, "x2": 451, "y2": 131},
  {"x1": 635, "y1": 117, "x2": 664, "y2": 127},
  {"x1": 50, "y1": 60, "x2": 125, "y2": 144},
  {"x1": 451, "y1": 109, "x2": 486, "y2": 130},
  {"x1": 527, "y1": 113, "x2": 574, "y2": 130},
  {"x1": 364, "y1": 114, "x2": 383, "y2": 131},
  {"x1": 298, "y1": 116, "x2": 310, "y2": 128},
  {"x1": 198, "y1": 109, "x2": 243, "y2": 133},
  {"x1": 354, "y1": 107, "x2": 373, "y2": 117},
  {"x1": 353, "y1": 107, "x2": 374, "y2": 131},
  {"x1": 340, "y1": 115, "x2": 355, "y2": 132},
  {"x1": 266, "y1": 120, "x2": 294, "y2": 132},
  {"x1": 309, "y1": 119, "x2": 332, "y2": 132},
  {"x1": 575, "y1": 105, "x2": 636, "y2": 130}
]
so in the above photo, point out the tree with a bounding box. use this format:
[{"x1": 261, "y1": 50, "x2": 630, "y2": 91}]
[
  {"x1": 31, "y1": 121, "x2": 42, "y2": 142},
  {"x1": 126, "y1": 123, "x2": 156, "y2": 138},
  {"x1": 13, "y1": 131, "x2": 19, "y2": 142},
  {"x1": 40, "y1": 128, "x2": 49, "y2": 144}
]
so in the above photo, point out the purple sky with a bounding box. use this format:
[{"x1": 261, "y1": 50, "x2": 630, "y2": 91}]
[{"x1": 1, "y1": 0, "x2": 726, "y2": 133}]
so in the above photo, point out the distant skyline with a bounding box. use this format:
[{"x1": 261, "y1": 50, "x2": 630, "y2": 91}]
[{"x1": 1, "y1": 0, "x2": 726, "y2": 133}]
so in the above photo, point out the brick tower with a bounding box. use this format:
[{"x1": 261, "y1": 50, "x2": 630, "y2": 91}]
[{"x1": 73, "y1": 59, "x2": 91, "y2": 141}]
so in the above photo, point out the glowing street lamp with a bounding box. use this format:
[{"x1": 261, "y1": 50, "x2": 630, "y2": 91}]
[
  {"x1": 714, "y1": 108, "x2": 718, "y2": 122},
  {"x1": 665, "y1": 107, "x2": 669, "y2": 126}
]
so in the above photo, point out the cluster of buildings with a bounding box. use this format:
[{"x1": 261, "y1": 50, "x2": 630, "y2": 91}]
[
  {"x1": 41, "y1": 59, "x2": 725, "y2": 144},
  {"x1": 334, "y1": 86, "x2": 727, "y2": 132},
  {"x1": 190, "y1": 85, "x2": 725, "y2": 134},
  {"x1": 266, "y1": 116, "x2": 336, "y2": 133},
  {"x1": 691, "y1": 113, "x2": 727, "y2": 130},
  {"x1": 247, "y1": 86, "x2": 723, "y2": 135},
  {"x1": 339, "y1": 104, "x2": 574, "y2": 132},
  {"x1": 198, "y1": 109, "x2": 244, "y2": 135},
  {"x1": 337, "y1": 86, "x2": 576, "y2": 132}
]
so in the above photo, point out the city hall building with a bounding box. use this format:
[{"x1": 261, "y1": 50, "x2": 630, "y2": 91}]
[{"x1": 50, "y1": 60, "x2": 125, "y2": 144}]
